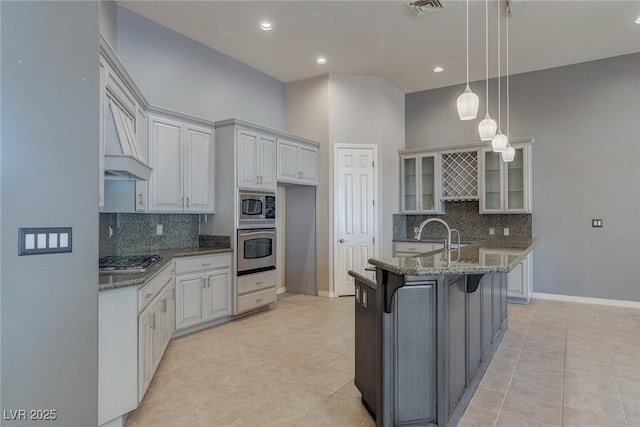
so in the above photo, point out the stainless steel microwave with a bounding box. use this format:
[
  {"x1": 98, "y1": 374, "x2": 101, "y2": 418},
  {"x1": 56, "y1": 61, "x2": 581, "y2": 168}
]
[{"x1": 238, "y1": 190, "x2": 276, "y2": 228}]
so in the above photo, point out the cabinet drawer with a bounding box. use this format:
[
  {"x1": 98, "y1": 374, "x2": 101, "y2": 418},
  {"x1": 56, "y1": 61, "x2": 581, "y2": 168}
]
[
  {"x1": 237, "y1": 271, "x2": 276, "y2": 295},
  {"x1": 394, "y1": 242, "x2": 439, "y2": 254},
  {"x1": 237, "y1": 287, "x2": 277, "y2": 313},
  {"x1": 138, "y1": 262, "x2": 174, "y2": 313},
  {"x1": 175, "y1": 253, "x2": 231, "y2": 275}
]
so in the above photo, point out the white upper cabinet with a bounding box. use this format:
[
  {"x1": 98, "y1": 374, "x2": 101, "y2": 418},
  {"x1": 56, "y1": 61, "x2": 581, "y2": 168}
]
[
  {"x1": 480, "y1": 141, "x2": 532, "y2": 214},
  {"x1": 276, "y1": 138, "x2": 319, "y2": 186},
  {"x1": 400, "y1": 153, "x2": 444, "y2": 214},
  {"x1": 148, "y1": 111, "x2": 215, "y2": 214},
  {"x1": 237, "y1": 129, "x2": 277, "y2": 191}
]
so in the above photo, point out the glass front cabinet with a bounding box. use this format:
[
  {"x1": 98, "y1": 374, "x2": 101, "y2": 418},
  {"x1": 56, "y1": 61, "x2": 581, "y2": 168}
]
[
  {"x1": 479, "y1": 141, "x2": 532, "y2": 214},
  {"x1": 400, "y1": 153, "x2": 444, "y2": 214}
]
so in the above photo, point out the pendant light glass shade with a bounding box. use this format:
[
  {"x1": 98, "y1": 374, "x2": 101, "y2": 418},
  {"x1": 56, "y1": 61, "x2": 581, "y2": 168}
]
[
  {"x1": 457, "y1": 85, "x2": 480, "y2": 120},
  {"x1": 457, "y1": 0, "x2": 478, "y2": 121},
  {"x1": 478, "y1": 113, "x2": 497, "y2": 141},
  {"x1": 501, "y1": 145, "x2": 515, "y2": 162},
  {"x1": 492, "y1": 130, "x2": 508, "y2": 152}
]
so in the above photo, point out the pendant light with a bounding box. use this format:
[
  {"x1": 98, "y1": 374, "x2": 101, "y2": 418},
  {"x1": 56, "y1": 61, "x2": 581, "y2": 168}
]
[
  {"x1": 478, "y1": 0, "x2": 497, "y2": 140},
  {"x1": 502, "y1": 4, "x2": 515, "y2": 162},
  {"x1": 491, "y1": 1, "x2": 507, "y2": 152},
  {"x1": 457, "y1": 0, "x2": 479, "y2": 120}
]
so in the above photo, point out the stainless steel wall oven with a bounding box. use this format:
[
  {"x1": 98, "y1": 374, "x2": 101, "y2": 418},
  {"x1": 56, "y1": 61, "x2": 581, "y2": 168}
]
[{"x1": 237, "y1": 228, "x2": 276, "y2": 276}]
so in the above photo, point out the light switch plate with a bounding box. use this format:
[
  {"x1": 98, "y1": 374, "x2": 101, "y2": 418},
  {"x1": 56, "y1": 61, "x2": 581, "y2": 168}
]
[{"x1": 19, "y1": 227, "x2": 72, "y2": 255}]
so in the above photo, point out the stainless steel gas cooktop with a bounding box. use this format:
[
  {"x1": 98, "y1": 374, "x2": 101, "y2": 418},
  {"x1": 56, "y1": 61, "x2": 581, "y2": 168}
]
[{"x1": 99, "y1": 255, "x2": 161, "y2": 274}]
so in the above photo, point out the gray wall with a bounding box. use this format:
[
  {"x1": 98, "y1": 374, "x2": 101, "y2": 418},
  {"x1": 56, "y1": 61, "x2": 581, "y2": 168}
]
[
  {"x1": 1, "y1": 1, "x2": 99, "y2": 425},
  {"x1": 115, "y1": 6, "x2": 286, "y2": 129},
  {"x1": 406, "y1": 53, "x2": 640, "y2": 302}
]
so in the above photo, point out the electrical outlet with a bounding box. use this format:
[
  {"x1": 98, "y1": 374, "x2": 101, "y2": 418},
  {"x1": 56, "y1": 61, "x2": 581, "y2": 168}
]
[
  {"x1": 592, "y1": 219, "x2": 603, "y2": 228},
  {"x1": 489, "y1": 228, "x2": 495, "y2": 236},
  {"x1": 504, "y1": 228, "x2": 510, "y2": 236},
  {"x1": 156, "y1": 224, "x2": 163, "y2": 235}
]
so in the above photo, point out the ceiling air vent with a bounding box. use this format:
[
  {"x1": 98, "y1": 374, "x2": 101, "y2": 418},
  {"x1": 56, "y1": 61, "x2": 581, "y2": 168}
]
[{"x1": 406, "y1": 0, "x2": 446, "y2": 17}]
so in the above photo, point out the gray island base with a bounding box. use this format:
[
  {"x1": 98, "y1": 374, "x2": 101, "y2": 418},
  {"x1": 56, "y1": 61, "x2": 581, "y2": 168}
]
[{"x1": 351, "y1": 239, "x2": 536, "y2": 427}]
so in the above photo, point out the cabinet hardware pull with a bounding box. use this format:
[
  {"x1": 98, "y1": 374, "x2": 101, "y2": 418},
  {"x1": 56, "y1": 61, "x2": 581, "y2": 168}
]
[
  {"x1": 256, "y1": 298, "x2": 263, "y2": 303},
  {"x1": 145, "y1": 293, "x2": 153, "y2": 299},
  {"x1": 255, "y1": 281, "x2": 263, "y2": 285},
  {"x1": 138, "y1": 193, "x2": 144, "y2": 205},
  {"x1": 187, "y1": 197, "x2": 190, "y2": 207},
  {"x1": 202, "y1": 263, "x2": 212, "y2": 266},
  {"x1": 256, "y1": 175, "x2": 260, "y2": 184},
  {"x1": 202, "y1": 278, "x2": 205, "y2": 288}
]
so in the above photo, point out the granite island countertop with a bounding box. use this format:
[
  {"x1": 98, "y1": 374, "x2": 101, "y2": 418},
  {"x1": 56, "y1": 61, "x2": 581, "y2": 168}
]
[
  {"x1": 98, "y1": 247, "x2": 233, "y2": 291},
  {"x1": 369, "y1": 238, "x2": 537, "y2": 276}
]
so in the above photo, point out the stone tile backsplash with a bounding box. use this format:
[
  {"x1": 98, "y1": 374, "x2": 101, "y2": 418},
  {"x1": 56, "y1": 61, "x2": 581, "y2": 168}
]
[
  {"x1": 394, "y1": 201, "x2": 532, "y2": 241},
  {"x1": 99, "y1": 213, "x2": 200, "y2": 256}
]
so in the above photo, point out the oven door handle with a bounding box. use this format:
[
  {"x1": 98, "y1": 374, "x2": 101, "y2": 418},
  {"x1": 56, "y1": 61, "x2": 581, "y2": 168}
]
[{"x1": 239, "y1": 231, "x2": 276, "y2": 237}]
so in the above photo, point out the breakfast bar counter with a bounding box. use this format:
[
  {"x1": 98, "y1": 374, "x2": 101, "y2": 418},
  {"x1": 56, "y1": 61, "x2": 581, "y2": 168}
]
[{"x1": 349, "y1": 238, "x2": 536, "y2": 427}]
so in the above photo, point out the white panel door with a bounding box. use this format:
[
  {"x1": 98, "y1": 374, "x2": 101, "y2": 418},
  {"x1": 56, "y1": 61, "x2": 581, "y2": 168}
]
[
  {"x1": 335, "y1": 147, "x2": 376, "y2": 296},
  {"x1": 260, "y1": 134, "x2": 277, "y2": 191},
  {"x1": 149, "y1": 116, "x2": 183, "y2": 212},
  {"x1": 185, "y1": 125, "x2": 214, "y2": 213},
  {"x1": 175, "y1": 275, "x2": 204, "y2": 330},
  {"x1": 237, "y1": 130, "x2": 260, "y2": 189},
  {"x1": 277, "y1": 139, "x2": 300, "y2": 183},
  {"x1": 299, "y1": 145, "x2": 318, "y2": 185},
  {"x1": 204, "y1": 269, "x2": 232, "y2": 321}
]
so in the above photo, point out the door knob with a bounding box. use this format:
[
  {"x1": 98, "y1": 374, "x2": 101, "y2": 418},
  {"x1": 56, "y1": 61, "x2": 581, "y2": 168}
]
[{"x1": 339, "y1": 239, "x2": 347, "y2": 243}]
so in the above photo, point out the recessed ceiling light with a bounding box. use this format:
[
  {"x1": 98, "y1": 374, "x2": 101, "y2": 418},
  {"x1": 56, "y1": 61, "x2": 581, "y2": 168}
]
[
  {"x1": 259, "y1": 21, "x2": 273, "y2": 31},
  {"x1": 635, "y1": 16, "x2": 640, "y2": 24},
  {"x1": 433, "y1": 66, "x2": 444, "y2": 73},
  {"x1": 316, "y1": 57, "x2": 327, "y2": 65}
]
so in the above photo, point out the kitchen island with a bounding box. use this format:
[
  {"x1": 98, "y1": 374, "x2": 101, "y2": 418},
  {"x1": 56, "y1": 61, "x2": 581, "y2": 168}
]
[{"x1": 350, "y1": 238, "x2": 536, "y2": 427}]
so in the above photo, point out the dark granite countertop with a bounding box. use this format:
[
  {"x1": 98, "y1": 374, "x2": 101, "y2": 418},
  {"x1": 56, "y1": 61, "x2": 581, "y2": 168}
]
[
  {"x1": 98, "y1": 247, "x2": 233, "y2": 291},
  {"x1": 348, "y1": 270, "x2": 377, "y2": 290},
  {"x1": 369, "y1": 238, "x2": 537, "y2": 276}
]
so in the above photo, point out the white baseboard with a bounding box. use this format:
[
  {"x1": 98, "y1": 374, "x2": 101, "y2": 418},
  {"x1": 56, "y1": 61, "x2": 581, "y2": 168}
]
[
  {"x1": 318, "y1": 290, "x2": 336, "y2": 298},
  {"x1": 276, "y1": 287, "x2": 286, "y2": 295},
  {"x1": 532, "y1": 292, "x2": 640, "y2": 309}
]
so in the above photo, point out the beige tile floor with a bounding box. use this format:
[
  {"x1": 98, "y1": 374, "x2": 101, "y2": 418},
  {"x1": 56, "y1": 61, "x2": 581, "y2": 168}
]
[{"x1": 125, "y1": 293, "x2": 640, "y2": 427}]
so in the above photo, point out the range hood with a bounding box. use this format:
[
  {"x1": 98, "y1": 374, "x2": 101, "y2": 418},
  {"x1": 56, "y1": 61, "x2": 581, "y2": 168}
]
[{"x1": 104, "y1": 100, "x2": 152, "y2": 181}]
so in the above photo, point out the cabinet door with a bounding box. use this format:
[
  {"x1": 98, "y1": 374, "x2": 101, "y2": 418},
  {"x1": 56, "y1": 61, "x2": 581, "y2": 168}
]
[
  {"x1": 134, "y1": 107, "x2": 148, "y2": 212},
  {"x1": 237, "y1": 129, "x2": 261, "y2": 189},
  {"x1": 506, "y1": 257, "x2": 524, "y2": 299},
  {"x1": 299, "y1": 145, "x2": 318, "y2": 185},
  {"x1": 448, "y1": 278, "x2": 467, "y2": 414},
  {"x1": 419, "y1": 155, "x2": 437, "y2": 212},
  {"x1": 149, "y1": 115, "x2": 184, "y2": 212},
  {"x1": 401, "y1": 156, "x2": 418, "y2": 212},
  {"x1": 151, "y1": 302, "x2": 163, "y2": 373},
  {"x1": 505, "y1": 146, "x2": 531, "y2": 213},
  {"x1": 260, "y1": 134, "x2": 277, "y2": 190},
  {"x1": 203, "y1": 269, "x2": 232, "y2": 321},
  {"x1": 175, "y1": 274, "x2": 205, "y2": 330},
  {"x1": 138, "y1": 306, "x2": 154, "y2": 401},
  {"x1": 277, "y1": 139, "x2": 300, "y2": 183},
  {"x1": 481, "y1": 150, "x2": 504, "y2": 213},
  {"x1": 184, "y1": 125, "x2": 215, "y2": 213}
]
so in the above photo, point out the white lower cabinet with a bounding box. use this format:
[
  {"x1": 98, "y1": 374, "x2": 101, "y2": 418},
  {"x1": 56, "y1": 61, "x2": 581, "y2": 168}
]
[
  {"x1": 480, "y1": 249, "x2": 533, "y2": 304},
  {"x1": 138, "y1": 263, "x2": 175, "y2": 402},
  {"x1": 99, "y1": 287, "x2": 138, "y2": 426},
  {"x1": 236, "y1": 270, "x2": 277, "y2": 314},
  {"x1": 175, "y1": 253, "x2": 232, "y2": 331},
  {"x1": 506, "y1": 251, "x2": 533, "y2": 304}
]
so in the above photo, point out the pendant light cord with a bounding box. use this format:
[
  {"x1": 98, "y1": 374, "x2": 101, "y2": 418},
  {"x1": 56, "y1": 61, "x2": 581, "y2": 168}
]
[
  {"x1": 506, "y1": 5, "x2": 510, "y2": 138},
  {"x1": 497, "y1": 0, "x2": 501, "y2": 130},
  {"x1": 485, "y1": 0, "x2": 489, "y2": 112},
  {"x1": 466, "y1": 0, "x2": 470, "y2": 87}
]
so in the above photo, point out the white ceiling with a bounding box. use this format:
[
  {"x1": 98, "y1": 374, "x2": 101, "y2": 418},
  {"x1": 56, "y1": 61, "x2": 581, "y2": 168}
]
[{"x1": 118, "y1": 0, "x2": 640, "y2": 94}]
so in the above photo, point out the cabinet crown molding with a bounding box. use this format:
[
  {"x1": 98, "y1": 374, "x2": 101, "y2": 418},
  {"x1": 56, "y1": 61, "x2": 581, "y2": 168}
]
[
  {"x1": 399, "y1": 137, "x2": 534, "y2": 156},
  {"x1": 215, "y1": 118, "x2": 320, "y2": 148}
]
